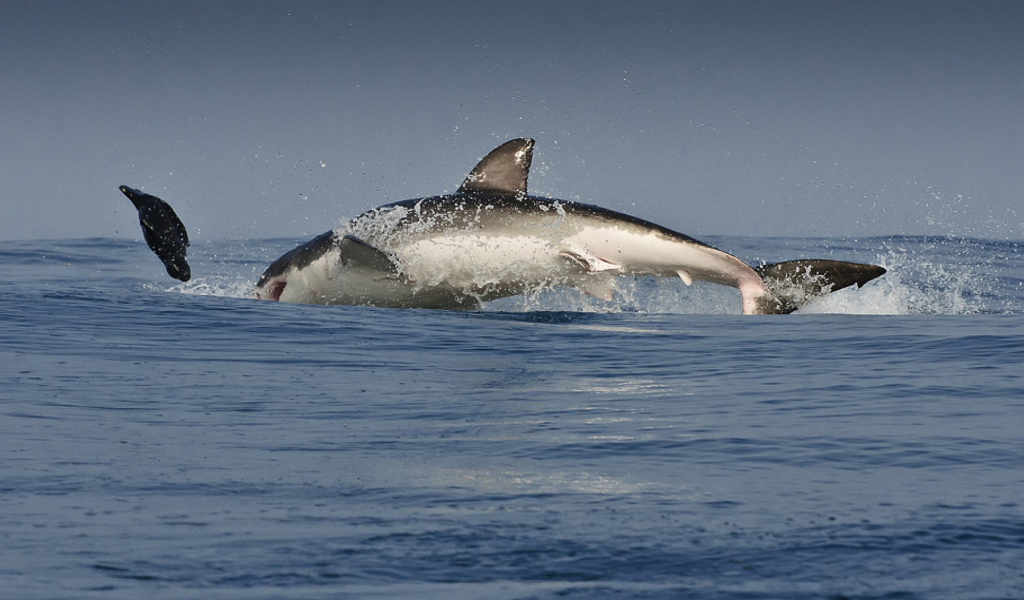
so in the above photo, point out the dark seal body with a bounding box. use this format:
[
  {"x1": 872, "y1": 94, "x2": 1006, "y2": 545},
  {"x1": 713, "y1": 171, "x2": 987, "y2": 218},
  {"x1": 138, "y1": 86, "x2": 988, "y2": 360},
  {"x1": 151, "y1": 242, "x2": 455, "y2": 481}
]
[{"x1": 119, "y1": 185, "x2": 191, "y2": 281}]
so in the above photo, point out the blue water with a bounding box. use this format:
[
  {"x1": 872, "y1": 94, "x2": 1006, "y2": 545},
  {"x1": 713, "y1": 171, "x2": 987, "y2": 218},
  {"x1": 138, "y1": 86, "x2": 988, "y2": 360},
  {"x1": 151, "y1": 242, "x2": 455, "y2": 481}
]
[{"x1": 2, "y1": 236, "x2": 1023, "y2": 599}]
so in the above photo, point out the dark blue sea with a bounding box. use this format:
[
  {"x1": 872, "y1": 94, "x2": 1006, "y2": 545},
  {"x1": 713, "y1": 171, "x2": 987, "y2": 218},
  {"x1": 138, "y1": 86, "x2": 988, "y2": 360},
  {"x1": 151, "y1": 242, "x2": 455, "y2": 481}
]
[{"x1": 2, "y1": 235, "x2": 1023, "y2": 600}]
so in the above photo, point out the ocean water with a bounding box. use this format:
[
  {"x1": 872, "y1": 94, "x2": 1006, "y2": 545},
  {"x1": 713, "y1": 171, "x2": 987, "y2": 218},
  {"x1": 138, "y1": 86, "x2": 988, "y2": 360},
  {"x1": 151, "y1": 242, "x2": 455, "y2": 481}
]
[{"x1": 2, "y1": 235, "x2": 1023, "y2": 600}]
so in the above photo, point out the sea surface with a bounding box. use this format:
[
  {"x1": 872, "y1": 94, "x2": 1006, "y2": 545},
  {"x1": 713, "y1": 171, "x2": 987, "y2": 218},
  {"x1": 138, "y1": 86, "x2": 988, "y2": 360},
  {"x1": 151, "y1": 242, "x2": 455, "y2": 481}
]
[{"x1": 2, "y1": 235, "x2": 1023, "y2": 600}]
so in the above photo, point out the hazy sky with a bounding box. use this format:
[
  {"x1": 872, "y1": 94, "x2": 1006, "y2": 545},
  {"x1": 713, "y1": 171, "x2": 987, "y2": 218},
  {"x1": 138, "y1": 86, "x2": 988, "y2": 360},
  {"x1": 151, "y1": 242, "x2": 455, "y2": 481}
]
[{"x1": 2, "y1": 1, "x2": 1022, "y2": 241}]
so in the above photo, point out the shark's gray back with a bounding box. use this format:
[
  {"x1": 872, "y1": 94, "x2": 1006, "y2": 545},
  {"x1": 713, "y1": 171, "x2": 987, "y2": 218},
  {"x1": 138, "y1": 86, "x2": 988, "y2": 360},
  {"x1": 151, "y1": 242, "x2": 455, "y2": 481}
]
[{"x1": 358, "y1": 194, "x2": 710, "y2": 249}]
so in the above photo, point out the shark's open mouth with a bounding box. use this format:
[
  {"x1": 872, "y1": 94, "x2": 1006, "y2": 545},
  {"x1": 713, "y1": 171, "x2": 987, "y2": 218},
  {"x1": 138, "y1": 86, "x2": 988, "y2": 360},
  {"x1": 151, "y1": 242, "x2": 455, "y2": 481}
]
[{"x1": 256, "y1": 278, "x2": 286, "y2": 301}]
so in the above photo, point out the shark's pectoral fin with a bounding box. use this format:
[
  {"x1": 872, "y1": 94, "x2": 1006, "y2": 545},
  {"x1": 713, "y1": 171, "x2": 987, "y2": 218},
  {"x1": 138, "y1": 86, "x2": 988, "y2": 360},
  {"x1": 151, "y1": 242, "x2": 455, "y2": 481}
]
[
  {"x1": 339, "y1": 235, "x2": 400, "y2": 274},
  {"x1": 559, "y1": 249, "x2": 622, "y2": 273},
  {"x1": 559, "y1": 249, "x2": 620, "y2": 300},
  {"x1": 574, "y1": 275, "x2": 617, "y2": 302}
]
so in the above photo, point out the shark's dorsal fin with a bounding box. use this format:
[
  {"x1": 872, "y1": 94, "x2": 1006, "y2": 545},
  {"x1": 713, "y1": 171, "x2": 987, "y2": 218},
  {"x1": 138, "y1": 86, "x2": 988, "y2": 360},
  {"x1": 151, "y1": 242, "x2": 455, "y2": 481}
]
[
  {"x1": 458, "y1": 138, "x2": 535, "y2": 196},
  {"x1": 339, "y1": 235, "x2": 399, "y2": 273}
]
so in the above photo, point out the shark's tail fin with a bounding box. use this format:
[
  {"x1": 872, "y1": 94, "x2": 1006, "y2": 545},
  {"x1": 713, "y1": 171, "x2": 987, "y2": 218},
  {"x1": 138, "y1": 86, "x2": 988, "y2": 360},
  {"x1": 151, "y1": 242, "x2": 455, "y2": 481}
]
[{"x1": 752, "y1": 259, "x2": 886, "y2": 314}]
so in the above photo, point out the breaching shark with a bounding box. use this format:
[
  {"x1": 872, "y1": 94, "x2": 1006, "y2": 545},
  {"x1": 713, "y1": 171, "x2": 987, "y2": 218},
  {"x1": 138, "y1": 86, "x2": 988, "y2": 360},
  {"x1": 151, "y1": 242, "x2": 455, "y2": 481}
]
[{"x1": 255, "y1": 138, "x2": 885, "y2": 314}]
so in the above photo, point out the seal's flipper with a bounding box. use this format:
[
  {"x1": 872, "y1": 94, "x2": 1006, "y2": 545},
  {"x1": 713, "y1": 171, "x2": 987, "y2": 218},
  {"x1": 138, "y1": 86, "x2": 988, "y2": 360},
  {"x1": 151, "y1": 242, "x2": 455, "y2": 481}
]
[
  {"x1": 163, "y1": 256, "x2": 191, "y2": 282},
  {"x1": 457, "y1": 138, "x2": 534, "y2": 196},
  {"x1": 339, "y1": 235, "x2": 400, "y2": 273},
  {"x1": 754, "y1": 259, "x2": 886, "y2": 314}
]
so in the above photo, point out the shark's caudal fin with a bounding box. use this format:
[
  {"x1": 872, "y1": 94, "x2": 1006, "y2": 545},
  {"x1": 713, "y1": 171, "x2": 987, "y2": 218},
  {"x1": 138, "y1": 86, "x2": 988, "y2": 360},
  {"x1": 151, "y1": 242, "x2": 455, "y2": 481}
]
[{"x1": 752, "y1": 259, "x2": 886, "y2": 314}]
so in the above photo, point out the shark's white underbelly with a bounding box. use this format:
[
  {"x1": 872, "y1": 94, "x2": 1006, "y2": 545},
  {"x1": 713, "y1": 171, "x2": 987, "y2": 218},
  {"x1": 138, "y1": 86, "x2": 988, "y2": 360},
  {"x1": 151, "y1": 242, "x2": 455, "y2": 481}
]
[
  {"x1": 391, "y1": 226, "x2": 757, "y2": 287},
  {"x1": 394, "y1": 234, "x2": 568, "y2": 289}
]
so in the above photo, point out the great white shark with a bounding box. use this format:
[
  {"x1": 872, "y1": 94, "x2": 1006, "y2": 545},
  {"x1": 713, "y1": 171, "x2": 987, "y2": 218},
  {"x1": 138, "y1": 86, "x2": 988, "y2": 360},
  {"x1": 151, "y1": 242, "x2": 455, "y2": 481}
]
[{"x1": 255, "y1": 138, "x2": 885, "y2": 314}]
